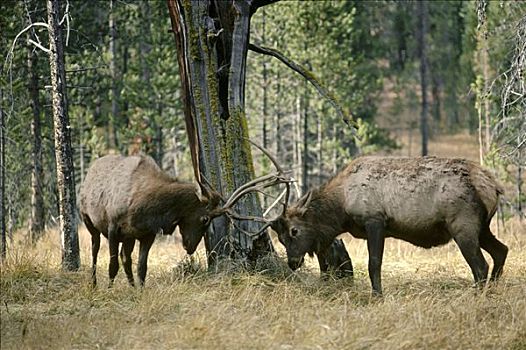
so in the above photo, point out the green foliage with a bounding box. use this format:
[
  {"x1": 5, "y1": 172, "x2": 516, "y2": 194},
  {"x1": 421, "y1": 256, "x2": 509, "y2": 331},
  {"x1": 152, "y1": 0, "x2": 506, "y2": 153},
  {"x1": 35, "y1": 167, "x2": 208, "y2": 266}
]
[
  {"x1": 355, "y1": 118, "x2": 399, "y2": 155},
  {"x1": 2, "y1": 0, "x2": 524, "y2": 234}
]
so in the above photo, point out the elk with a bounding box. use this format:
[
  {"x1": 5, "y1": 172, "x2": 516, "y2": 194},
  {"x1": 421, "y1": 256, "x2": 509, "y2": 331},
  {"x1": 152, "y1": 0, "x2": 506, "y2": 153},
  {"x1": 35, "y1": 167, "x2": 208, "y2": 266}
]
[
  {"x1": 270, "y1": 156, "x2": 508, "y2": 295},
  {"x1": 80, "y1": 149, "x2": 287, "y2": 287}
]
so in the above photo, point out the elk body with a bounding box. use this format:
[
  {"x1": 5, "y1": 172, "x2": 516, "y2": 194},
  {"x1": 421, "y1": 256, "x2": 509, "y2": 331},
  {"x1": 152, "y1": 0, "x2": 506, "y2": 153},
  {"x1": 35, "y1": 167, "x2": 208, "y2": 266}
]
[
  {"x1": 271, "y1": 156, "x2": 508, "y2": 295},
  {"x1": 79, "y1": 154, "x2": 221, "y2": 287}
]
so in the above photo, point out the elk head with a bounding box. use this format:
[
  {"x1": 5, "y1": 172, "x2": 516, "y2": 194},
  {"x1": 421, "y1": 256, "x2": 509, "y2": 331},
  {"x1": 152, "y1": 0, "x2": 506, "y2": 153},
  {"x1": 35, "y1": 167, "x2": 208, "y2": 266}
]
[
  {"x1": 178, "y1": 183, "x2": 222, "y2": 254},
  {"x1": 270, "y1": 191, "x2": 317, "y2": 270}
]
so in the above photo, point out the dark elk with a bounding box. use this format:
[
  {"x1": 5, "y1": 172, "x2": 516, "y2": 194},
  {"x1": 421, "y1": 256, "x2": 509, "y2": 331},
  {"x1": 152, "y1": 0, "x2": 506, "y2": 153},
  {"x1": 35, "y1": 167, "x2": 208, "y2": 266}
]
[
  {"x1": 270, "y1": 156, "x2": 508, "y2": 295},
  {"x1": 80, "y1": 148, "x2": 288, "y2": 287}
]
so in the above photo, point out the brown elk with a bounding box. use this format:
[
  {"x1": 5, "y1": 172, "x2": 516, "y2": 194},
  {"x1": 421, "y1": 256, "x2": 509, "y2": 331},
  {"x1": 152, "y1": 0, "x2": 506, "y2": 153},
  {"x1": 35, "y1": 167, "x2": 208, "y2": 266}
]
[
  {"x1": 80, "y1": 150, "x2": 287, "y2": 287},
  {"x1": 270, "y1": 156, "x2": 508, "y2": 295}
]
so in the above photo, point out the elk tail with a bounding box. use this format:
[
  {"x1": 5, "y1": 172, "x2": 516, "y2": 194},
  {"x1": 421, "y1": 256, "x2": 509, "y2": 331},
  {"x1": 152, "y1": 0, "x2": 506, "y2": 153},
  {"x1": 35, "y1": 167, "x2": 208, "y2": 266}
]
[{"x1": 469, "y1": 163, "x2": 504, "y2": 221}]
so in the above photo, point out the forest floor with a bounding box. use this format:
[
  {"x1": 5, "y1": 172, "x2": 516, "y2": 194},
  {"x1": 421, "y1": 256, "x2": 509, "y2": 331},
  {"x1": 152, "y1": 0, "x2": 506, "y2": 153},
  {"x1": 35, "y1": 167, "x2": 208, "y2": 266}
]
[{"x1": 2, "y1": 132, "x2": 525, "y2": 350}]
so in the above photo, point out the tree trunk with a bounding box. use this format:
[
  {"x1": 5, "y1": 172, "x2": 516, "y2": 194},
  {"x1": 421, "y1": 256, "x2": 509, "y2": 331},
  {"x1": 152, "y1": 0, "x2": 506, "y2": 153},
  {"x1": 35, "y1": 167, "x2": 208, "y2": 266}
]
[
  {"x1": 324, "y1": 239, "x2": 353, "y2": 278},
  {"x1": 108, "y1": 0, "x2": 119, "y2": 150},
  {"x1": 1, "y1": 88, "x2": 6, "y2": 260},
  {"x1": 168, "y1": 0, "x2": 274, "y2": 265},
  {"x1": 28, "y1": 45, "x2": 45, "y2": 243},
  {"x1": 431, "y1": 73, "x2": 441, "y2": 127},
  {"x1": 168, "y1": 0, "x2": 353, "y2": 276},
  {"x1": 476, "y1": 0, "x2": 490, "y2": 164},
  {"x1": 417, "y1": 0, "x2": 429, "y2": 156},
  {"x1": 261, "y1": 12, "x2": 268, "y2": 151},
  {"x1": 317, "y1": 109, "x2": 323, "y2": 186},
  {"x1": 122, "y1": 44, "x2": 129, "y2": 129},
  {"x1": 47, "y1": 0, "x2": 80, "y2": 271},
  {"x1": 301, "y1": 86, "x2": 309, "y2": 195},
  {"x1": 275, "y1": 70, "x2": 282, "y2": 156},
  {"x1": 518, "y1": 160, "x2": 523, "y2": 218}
]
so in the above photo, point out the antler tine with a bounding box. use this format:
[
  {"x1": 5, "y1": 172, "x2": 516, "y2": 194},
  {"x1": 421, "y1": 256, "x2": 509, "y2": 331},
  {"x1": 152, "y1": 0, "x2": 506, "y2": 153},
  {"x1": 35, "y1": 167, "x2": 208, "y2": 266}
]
[
  {"x1": 224, "y1": 174, "x2": 293, "y2": 210},
  {"x1": 200, "y1": 173, "x2": 227, "y2": 202},
  {"x1": 247, "y1": 138, "x2": 286, "y2": 175},
  {"x1": 222, "y1": 172, "x2": 280, "y2": 209},
  {"x1": 224, "y1": 209, "x2": 270, "y2": 223},
  {"x1": 246, "y1": 221, "x2": 273, "y2": 237},
  {"x1": 263, "y1": 187, "x2": 287, "y2": 217},
  {"x1": 247, "y1": 138, "x2": 292, "y2": 214}
]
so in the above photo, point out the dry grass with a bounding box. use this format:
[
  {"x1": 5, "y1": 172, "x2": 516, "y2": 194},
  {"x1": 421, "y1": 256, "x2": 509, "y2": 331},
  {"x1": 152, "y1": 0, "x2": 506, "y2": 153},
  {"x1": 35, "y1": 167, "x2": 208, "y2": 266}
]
[
  {"x1": 386, "y1": 129, "x2": 481, "y2": 162},
  {"x1": 1, "y1": 217, "x2": 525, "y2": 350},
  {"x1": 2, "y1": 131, "x2": 525, "y2": 349}
]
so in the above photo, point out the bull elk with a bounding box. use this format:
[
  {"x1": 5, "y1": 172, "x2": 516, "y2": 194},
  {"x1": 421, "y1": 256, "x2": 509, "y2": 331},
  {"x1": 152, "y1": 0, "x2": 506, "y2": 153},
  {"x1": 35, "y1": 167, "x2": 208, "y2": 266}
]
[
  {"x1": 80, "y1": 145, "x2": 288, "y2": 287},
  {"x1": 269, "y1": 156, "x2": 508, "y2": 295}
]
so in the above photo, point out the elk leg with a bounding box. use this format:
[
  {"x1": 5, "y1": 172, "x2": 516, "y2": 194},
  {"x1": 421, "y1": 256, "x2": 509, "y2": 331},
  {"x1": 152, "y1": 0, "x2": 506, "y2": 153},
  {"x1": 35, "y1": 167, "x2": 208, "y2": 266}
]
[
  {"x1": 453, "y1": 233, "x2": 489, "y2": 286},
  {"x1": 120, "y1": 238, "x2": 136, "y2": 287},
  {"x1": 82, "y1": 215, "x2": 100, "y2": 287},
  {"x1": 137, "y1": 235, "x2": 156, "y2": 286},
  {"x1": 91, "y1": 233, "x2": 100, "y2": 287},
  {"x1": 365, "y1": 220, "x2": 385, "y2": 296},
  {"x1": 479, "y1": 227, "x2": 508, "y2": 281},
  {"x1": 108, "y1": 225, "x2": 120, "y2": 288},
  {"x1": 316, "y1": 248, "x2": 330, "y2": 280}
]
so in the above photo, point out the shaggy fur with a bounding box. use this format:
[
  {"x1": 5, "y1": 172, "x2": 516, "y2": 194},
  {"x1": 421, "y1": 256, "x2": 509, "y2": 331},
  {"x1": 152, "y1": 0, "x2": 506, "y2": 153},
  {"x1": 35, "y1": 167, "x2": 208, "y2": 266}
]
[
  {"x1": 80, "y1": 154, "x2": 221, "y2": 286},
  {"x1": 272, "y1": 156, "x2": 508, "y2": 294}
]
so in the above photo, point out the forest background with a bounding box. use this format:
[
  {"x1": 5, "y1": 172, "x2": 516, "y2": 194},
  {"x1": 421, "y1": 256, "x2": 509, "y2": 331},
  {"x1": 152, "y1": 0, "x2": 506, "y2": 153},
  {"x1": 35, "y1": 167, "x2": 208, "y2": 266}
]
[
  {"x1": 1, "y1": 1, "x2": 525, "y2": 349},
  {"x1": 1, "y1": 1, "x2": 524, "y2": 246}
]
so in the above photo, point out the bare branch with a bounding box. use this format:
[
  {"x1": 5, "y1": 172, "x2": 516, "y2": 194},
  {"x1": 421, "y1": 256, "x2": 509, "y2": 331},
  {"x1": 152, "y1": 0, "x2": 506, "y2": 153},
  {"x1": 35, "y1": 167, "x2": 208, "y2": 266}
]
[
  {"x1": 28, "y1": 39, "x2": 51, "y2": 54},
  {"x1": 4, "y1": 22, "x2": 50, "y2": 71},
  {"x1": 248, "y1": 42, "x2": 358, "y2": 130}
]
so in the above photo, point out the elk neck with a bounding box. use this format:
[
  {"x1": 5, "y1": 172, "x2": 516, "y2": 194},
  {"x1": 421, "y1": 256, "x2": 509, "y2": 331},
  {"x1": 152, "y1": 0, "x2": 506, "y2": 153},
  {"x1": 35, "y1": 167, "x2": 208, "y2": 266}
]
[
  {"x1": 301, "y1": 184, "x2": 349, "y2": 251},
  {"x1": 133, "y1": 176, "x2": 201, "y2": 226}
]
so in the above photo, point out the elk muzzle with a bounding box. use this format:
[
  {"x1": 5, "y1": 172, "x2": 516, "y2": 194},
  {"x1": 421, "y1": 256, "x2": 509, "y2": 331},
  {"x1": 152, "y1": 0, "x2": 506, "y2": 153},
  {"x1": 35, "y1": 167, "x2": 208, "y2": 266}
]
[{"x1": 287, "y1": 256, "x2": 304, "y2": 270}]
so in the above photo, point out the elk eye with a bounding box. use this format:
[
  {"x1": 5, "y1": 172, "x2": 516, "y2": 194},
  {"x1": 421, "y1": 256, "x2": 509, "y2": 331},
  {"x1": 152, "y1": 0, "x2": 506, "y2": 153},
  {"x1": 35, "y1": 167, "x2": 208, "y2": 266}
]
[
  {"x1": 200, "y1": 215, "x2": 210, "y2": 225},
  {"x1": 290, "y1": 227, "x2": 299, "y2": 237}
]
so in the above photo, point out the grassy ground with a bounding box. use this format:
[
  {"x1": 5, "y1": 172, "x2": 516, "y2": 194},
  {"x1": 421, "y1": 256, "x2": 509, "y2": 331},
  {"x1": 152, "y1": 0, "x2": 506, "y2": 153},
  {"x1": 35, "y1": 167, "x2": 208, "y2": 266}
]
[
  {"x1": 1, "y1": 217, "x2": 525, "y2": 350},
  {"x1": 2, "y1": 132, "x2": 525, "y2": 349}
]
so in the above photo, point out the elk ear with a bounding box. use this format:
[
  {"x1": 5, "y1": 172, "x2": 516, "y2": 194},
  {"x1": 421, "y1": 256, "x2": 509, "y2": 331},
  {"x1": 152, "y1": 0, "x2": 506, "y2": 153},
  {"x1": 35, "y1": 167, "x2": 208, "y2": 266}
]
[
  {"x1": 195, "y1": 182, "x2": 210, "y2": 203},
  {"x1": 296, "y1": 191, "x2": 313, "y2": 216},
  {"x1": 270, "y1": 216, "x2": 285, "y2": 233}
]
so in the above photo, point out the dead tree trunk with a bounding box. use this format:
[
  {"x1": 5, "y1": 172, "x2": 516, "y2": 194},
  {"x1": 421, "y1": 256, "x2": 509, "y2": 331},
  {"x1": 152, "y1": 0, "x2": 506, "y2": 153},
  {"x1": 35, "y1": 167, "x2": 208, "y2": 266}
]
[
  {"x1": 168, "y1": 0, "x2": 276, "y2": 265},
  {"x1": 1, "y1": 88, "x2": 6, "y2": 259},
  {"x1": 47, "y1": 0, "x2": 80, "y2": 271},
  {"x1": 302, "y1": 85, "x2": 309, "y2": 195},
  {"x1": 476, "y1": 0, "x2": 490, "y2": 164},
  {"x1": 28, "y1": 45, "x2": 45, "y2": 242},
  {"x1": 168, "y1": 0, "x2": 353, "y2": 276},
  {"x1": 417, "y1": 0, "x2": 429, "y2": 156},
  {"x1": 108, "y1": 0, "x2": 119, "y2": 150}
]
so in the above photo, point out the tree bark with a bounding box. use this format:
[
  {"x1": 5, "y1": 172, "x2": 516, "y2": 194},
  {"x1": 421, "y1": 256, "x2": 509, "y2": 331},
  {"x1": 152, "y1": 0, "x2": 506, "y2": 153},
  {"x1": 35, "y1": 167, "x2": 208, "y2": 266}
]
[
  {"x1": 476, "y1": 0, "x2": 490, "y2": 164},
  {"x1": 275, "y1": 71, "x2": 282, "y2": 156},
  {"x1": 0, "y1": 88, "x2": 6, "y2": 260},
  {"x1": 317, "y1": 107, "x2": 323, "y2": 186},
  {"x1": 431, "y1": 73, "x2": 441, "y2": 126},
  {"x1": 168, "y1": 0, "x2": 274, "y2": 265},
  {"x1": 417, "y1": 0, "x2": 429, "y2": 156},
  {"x1": 168, "y1": 0, "x2": 353, "y2": 276},
  {"x1": 302, "y1": 85, "x2": 309, "y2": 195},
  {"x1": 47, "y1": 0, "x2": 80, "y2": 271},
  {"x1": 518, "y1": 160, "x2": 523, "y2": 218},
  {"x1": 108, "y1": 0, "x2": 119, "y2": 150},
  {"x1": 28, "y1": 45, "x2": 45, "y2": 243},
  {"x1": 323, "y1": 239, "x2": 353, "y2": 278}
]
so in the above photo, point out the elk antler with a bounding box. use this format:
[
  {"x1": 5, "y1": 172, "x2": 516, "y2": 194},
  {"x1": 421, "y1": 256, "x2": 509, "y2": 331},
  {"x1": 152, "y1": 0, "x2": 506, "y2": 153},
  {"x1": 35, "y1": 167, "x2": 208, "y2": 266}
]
[
  {"x1": 246, "y1": 139, "x2": 291, "y2": 213},
  {"x1": 208, "y1": 139, "x2": 293, "y2": 238}
]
